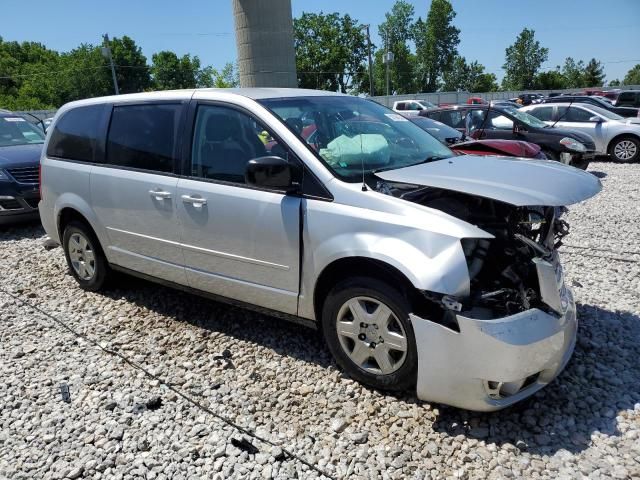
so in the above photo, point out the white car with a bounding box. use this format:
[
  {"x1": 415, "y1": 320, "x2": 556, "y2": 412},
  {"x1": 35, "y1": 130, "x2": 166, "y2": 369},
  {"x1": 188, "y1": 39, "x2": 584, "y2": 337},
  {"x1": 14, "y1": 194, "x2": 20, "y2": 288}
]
[
  {"x1": 393, "y1": 99, "x2": 436, "y2": 117},
  {"x1": 39, "y1": 89, "x2": 601, "y2": 411},
  {"x1": 522, "y1": 103, "x2": 640, "y2": 163}
]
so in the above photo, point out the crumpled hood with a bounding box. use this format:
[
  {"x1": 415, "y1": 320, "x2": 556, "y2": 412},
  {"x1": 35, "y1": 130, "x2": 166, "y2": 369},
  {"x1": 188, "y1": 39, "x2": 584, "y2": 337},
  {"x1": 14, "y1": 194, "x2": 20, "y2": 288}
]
[
  {"x1": 0, "y1": 144, "x2": 43, "y2": 168},
  {"x1": 376, "y1": 155, "x2": 602, "y2": 207}
]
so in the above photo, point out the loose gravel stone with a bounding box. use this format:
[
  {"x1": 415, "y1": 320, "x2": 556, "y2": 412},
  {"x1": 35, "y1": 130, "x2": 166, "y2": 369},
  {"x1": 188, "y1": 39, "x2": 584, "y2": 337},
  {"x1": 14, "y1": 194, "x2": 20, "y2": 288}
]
[{"x1": 1, "y1": 161, "x2": 639, "y2": 479}]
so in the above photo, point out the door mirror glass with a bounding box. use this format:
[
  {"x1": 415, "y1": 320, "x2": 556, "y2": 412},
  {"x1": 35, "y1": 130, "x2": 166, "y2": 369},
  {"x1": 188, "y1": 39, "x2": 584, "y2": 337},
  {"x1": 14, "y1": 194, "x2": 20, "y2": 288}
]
[{"x1": 245, "y1": 156, "x2": 299, "y2": 192}]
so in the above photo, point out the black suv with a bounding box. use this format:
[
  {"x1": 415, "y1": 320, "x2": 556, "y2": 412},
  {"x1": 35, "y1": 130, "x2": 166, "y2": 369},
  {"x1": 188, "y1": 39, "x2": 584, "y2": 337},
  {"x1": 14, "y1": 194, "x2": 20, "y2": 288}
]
[
  {"x1": 542, "y1": 95, "x2": 639, "y2": 118},
  {"x1": 420, "y1": 104, "x2": 596, "y2": 169},
  {"x1": 604, "y1": 90, "x2": 640, "y2": 108},
  {"x1": 0, "y1": 112, "x2": 44, "y2": 224}
]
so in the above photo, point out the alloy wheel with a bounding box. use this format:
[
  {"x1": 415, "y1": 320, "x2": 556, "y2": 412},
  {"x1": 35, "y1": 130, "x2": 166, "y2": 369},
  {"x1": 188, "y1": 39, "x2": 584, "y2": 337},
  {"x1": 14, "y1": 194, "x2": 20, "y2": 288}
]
[
  {"x1": 68, "y1": 232, "x2": 96, "y2": 281},
  {"x1": 335, "y1": 296, "x2": 408, "y2": 375},
  {"x1": 614, "y1": 140, "x2": 637, "y2": 161}
]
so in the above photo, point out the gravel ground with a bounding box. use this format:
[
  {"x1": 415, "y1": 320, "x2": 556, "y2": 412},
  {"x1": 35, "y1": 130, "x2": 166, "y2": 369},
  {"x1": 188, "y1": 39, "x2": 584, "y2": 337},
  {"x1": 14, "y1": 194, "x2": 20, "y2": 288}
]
[{"x1": 1, "y1": 161, "x2": 639, "y2": 480}]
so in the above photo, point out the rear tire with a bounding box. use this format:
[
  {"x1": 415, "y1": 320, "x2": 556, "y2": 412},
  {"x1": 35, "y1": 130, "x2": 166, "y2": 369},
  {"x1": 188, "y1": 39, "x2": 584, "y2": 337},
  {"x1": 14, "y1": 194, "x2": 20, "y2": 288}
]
[
  {"x1": 608, "y1": 135, "x2": 639, "y2": 163},
  {"x1": 321, "y1": 277, "x2": 418, "y2": 391},
  {"x1": 62, "y1": 221, "x2": 109, "y2": 291}
]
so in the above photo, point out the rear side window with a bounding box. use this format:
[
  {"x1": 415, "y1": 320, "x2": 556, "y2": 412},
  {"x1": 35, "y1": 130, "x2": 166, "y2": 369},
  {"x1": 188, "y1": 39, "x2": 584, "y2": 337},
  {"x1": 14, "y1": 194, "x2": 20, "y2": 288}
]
[
  {"x1": 529, "y1": 106, "x2": 554, "y2": 121},
  {"x1": 106, "y1": 103, "x2": 181, "y2": 173},
  {"x1": 46, "y1": 105, "x2": 104, "y2": 162}
]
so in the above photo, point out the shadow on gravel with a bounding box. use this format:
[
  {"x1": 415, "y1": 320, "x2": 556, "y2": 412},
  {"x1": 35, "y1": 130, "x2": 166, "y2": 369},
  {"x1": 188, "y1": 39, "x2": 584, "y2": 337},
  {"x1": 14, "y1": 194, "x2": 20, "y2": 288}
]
[
  {"x1": 590, "y1": 171, "x2": 608, "y2": 179},
  {"x1": 102, "y1": 275, "x2": 334, "y2": 369},
  {"x1": 0, "y1": 221, "x2": 44, "y2": 241},
  {"x1": 431, "y1": 303, "x2": 640, "y2": 456}
]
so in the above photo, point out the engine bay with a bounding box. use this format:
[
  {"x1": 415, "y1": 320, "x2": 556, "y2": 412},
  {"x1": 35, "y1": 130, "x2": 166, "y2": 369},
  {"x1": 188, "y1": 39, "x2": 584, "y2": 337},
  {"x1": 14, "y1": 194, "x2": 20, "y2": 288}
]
[{"x1": 376, "y1": 180, "x2": 571, "y2": 320}]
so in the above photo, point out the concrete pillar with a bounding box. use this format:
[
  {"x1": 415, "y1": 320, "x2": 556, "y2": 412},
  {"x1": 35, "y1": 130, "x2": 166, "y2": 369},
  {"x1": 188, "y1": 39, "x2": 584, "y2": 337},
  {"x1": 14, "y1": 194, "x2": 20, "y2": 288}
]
[{"x1": 232, "y1": 0, "x2": 298, "y2": 88}]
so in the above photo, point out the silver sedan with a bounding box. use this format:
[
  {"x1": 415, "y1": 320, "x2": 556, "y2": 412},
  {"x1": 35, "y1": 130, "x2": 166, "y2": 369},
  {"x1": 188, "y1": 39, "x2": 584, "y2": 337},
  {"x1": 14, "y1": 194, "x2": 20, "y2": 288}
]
[{"x1": 522, "y1": 102, "x2": 640, "y2": 162}]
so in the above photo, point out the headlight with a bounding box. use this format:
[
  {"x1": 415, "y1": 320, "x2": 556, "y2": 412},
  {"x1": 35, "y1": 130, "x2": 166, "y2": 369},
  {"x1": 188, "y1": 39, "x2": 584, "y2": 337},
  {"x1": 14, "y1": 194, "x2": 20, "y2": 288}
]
[
  {"x1": 0, "y1": 170, "x2": 9, "y2": 181},
  {"x1": 559, "y1": 137, "x2": 586, "y2": 152}
]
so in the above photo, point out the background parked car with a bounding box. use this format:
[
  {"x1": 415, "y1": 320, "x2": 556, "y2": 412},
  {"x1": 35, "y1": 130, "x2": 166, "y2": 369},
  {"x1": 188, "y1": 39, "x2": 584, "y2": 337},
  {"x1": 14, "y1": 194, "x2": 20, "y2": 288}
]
[
  {"x1": 522, "y1": 102, "x2": 640, "y2": 163},
  {"x1": 392, "y1": 99, "x2": 437, "y2": 116},
  {"x1": 0, "y1": 112, "x2": 44, "y2": 224},
  {"x1": 409, "y1": 116, "x2": 545, "y2": 159},
  {"x1": 542, "y1": 95, "x2": 639, "y2": 118},
  {"x1": 420, "y1": 104, "x2": 595, "y2": 169},
  {"x1": 603, "y1": 90, "x2": 640, "y2": 108}
]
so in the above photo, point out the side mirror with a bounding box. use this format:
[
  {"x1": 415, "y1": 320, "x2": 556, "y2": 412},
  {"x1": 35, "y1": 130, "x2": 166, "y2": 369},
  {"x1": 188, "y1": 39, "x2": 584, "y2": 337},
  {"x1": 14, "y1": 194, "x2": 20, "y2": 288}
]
[
  {"x1": 589, "y1": 115, "x2": 603, "y2": 123},
  {"x1": 245, "y1": 156, "x2": 299, "y2": 192},
  {"x1": 513, "y1": 123, "x2": 526, "y2": 134}
]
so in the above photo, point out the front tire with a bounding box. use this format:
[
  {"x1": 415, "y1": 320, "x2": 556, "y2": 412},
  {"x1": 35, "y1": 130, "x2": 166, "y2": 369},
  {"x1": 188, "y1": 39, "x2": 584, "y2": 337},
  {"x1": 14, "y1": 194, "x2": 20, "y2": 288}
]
[
  {"x1": 608, "y1": 136, "x2": 639, "y2": 163},
  {"x1": 62, "y1": 221, "x2": 109, "y2": 291},
  {"x1": 321, "y1": 277, "x2": 418, "y2": 391}
]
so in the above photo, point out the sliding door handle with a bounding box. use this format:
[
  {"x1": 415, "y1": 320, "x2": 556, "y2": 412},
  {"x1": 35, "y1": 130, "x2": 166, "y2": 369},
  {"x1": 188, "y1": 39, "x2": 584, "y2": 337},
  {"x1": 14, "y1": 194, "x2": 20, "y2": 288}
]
[
  {"x1": 149, "y1": 189, "x2": 172, "y2": 200},
  {"x1": 181, "y1": 194, "x2": 207, "y2": 208}
]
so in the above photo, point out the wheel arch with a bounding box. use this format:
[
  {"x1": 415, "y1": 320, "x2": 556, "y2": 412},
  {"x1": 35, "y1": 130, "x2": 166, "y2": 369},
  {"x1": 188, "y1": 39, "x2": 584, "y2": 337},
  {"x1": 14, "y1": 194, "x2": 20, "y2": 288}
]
[
  {"x1": 312, "y1": 256, "x2": 423, "y2": 323},
  {"x1": 607, "y1": 132, "x2": 640, "y2": 156}
]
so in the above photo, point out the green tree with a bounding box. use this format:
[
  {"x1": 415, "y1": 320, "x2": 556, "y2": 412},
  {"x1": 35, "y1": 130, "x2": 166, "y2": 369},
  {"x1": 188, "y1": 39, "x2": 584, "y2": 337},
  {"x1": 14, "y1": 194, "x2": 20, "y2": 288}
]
[
  {"x1": 151, "y1": 51, "x2": 203, "y2": 90},
  {"x1": 609, "y1": 78, "x2": 621, "y2": 87},
  {"x1": 293, "y1": 12, "x2": 368, "y2": 93},
  {"x1": 622, "y1": 64, "x2": 640, "y2": 85},
  {"x1": 413, "y1": 0, "x2": 460, "y2": 92},
  {"x1": 534, "y1": 69, "x2": 567, "y2": 90},
  {"x1": 108, "y1": 35, "x2": 152, "y2": 94},
  {"x1": 441, "y1": 56, "x2": 497, "y2": 92},
  {"x1": 502, "y1": 28, "x2": 548, "y2": 90},
  {"x1": 561, "y1": 57, "x2": 586, "y2": 88},
  {"x1": 197, "y1": 62, "x2": 239, "y2": 88},
  {"x1": 583, "y1": 58, "x2": 605, "y2": 87},
  {"x1": 377, "y1": 1, "x2": 416, "y2": 94}
]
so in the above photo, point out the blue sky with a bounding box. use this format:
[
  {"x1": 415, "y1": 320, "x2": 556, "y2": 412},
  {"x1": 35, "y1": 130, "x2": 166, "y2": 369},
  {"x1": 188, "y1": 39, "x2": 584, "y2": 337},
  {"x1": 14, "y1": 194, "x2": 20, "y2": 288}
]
[{"x1": 2, "y1": 0, "x2": 639, "y2": 83}]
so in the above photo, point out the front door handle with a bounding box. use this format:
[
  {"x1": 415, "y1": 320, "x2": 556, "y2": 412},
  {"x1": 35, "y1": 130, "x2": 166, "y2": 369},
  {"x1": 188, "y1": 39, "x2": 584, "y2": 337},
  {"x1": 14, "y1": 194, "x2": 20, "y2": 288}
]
[
  {"x1": 149, "y1": 189, "x2": 172, "y2": 200},
  {"x1": 181, "y1": 194, "x2": 207, "y2": 208}
]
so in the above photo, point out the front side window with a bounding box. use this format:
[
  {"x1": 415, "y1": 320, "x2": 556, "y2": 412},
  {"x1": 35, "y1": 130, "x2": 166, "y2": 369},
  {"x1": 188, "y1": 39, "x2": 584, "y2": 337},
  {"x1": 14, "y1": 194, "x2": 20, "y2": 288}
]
[
  {"x1": 46, "y1": 105, "x2": 103, "y2": 161},
  {"x1": 191, "y1": 104, "x2": 287, "y2": 184},
  {"x1": 564, "y1": 107, "x2": 596, "y2": 123},
  {"x1": 259, "y1": 96, "x2": 453, "y2": 182},
  {"x1": 106, "y1": 103, "x2": 180, "y2": 173}
]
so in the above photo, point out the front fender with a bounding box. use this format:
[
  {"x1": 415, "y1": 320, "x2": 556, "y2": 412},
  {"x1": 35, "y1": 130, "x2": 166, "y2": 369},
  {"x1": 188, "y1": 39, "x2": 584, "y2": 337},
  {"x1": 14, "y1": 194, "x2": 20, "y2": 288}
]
[{"x1": 298, "y1": 198, "x2": 490, "y2": 320}]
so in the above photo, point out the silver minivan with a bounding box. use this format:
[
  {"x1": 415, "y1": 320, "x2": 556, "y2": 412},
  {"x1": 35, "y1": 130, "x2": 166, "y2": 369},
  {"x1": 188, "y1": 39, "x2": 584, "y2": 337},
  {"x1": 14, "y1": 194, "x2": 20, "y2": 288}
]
[{"x1": 39, "y1": 89, "x2": 601, "y2": 411}]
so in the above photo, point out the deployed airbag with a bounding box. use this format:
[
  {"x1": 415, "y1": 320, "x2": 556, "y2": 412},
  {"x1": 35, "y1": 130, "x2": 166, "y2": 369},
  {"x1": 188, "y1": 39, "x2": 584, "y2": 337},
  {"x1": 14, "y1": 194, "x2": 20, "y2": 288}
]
[{"x1": 320, "y1": 134, "x2": 390, "y2": 167}]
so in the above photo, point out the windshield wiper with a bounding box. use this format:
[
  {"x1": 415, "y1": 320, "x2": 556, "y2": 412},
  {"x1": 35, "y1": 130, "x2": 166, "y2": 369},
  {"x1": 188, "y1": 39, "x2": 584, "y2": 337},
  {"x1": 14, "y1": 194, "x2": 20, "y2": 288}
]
[{"x1": 374, "y1": 155, "x2": 449, "y2": 173}]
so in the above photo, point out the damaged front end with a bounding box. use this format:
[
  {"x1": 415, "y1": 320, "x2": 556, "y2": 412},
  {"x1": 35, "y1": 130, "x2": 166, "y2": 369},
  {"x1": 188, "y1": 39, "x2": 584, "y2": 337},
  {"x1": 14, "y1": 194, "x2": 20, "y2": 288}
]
[{"x1": 376, "y1": 179, "x2": 584, "y2": 411}]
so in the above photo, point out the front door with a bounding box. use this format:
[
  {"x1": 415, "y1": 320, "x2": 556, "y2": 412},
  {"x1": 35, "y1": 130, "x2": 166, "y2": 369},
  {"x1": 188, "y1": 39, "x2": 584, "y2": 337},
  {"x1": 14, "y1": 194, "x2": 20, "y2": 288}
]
[
  {"x1": 553, "y1": 106, "x2": 607, "y2": 153},
  {"x1": 176, "y1": 103, "x2": 301, "y2": 314},
  {"x1": 91, "y1": 102, "x2": 188, "y2": 285}
]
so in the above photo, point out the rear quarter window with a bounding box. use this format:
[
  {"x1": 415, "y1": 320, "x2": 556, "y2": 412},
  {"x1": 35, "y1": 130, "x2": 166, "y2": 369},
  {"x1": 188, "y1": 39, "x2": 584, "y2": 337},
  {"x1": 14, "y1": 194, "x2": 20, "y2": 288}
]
[{"x1": 46, "y1": 105, "x2": 105, "y2": 162}]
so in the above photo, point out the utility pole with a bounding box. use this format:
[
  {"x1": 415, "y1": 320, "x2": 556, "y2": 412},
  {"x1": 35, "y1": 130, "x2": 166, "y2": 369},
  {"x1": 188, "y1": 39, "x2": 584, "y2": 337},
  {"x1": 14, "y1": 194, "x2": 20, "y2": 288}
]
[
  {"x1": 384, "y1": 50, "x2": 394, "y2": 107},
  {"x1": 361, "y1": 25, "x2": 374, "y2": 97},
  {"x1": 101, "y1": 34, "x2": 119, "y2": 95}
]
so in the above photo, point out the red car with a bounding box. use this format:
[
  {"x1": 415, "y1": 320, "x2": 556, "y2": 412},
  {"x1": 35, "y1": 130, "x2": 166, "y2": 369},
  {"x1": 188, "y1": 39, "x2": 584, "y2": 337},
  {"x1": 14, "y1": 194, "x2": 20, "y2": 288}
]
[{"x1": 409, "y1": 116, "x2": 545, "y2": 159}]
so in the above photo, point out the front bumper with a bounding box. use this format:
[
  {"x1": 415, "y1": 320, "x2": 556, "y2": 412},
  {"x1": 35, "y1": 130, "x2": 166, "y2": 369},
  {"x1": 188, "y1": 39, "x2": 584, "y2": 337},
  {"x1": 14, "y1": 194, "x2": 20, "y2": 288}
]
[
  {"x1": 411, "y1": 256, "x2": 577, "y2": 411},
  {"x1": 0, "y1": 181, "x2": 40, "y2": 224}
]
